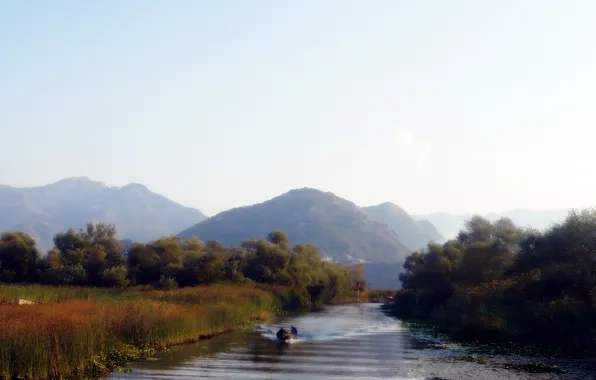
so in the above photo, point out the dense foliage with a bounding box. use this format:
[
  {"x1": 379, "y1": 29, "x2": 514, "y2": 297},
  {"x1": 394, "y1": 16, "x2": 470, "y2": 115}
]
[
  {"x1": 389, "y1": 208, "x2": 596, "y2": 353},
  {"x1": 0, "y1": 224, "x2": 366, "y2": 379},
  {"x1": 0, "y1": 223, "x2": 362, "y2": 310}
]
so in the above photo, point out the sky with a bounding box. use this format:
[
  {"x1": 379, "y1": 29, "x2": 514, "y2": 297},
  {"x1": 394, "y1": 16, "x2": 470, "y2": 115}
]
[{"x1": 1, "y1": 0, "x2": 595, "y2": 217}]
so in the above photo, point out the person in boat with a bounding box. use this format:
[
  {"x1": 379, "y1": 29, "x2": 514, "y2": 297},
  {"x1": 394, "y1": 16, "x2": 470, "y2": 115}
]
[
  {"x1": 276, "y1": 327, "x2": 290, "y2": 340},
  {"x1": 276, "y1": 325, "x2": 298, "y2": 341}
]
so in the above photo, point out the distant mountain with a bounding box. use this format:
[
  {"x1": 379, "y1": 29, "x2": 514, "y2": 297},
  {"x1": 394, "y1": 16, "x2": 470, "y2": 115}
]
[
  {"x1": 0, "y1": 177, "x2": 207, "y2": 253},
  {"x1": 412, "y1": 208, "x2": 574, "y2": 240},
  {"x1": 364, "y1": 262, "x2": 406, "y2": 290},
  {"x1": 362, "y1": 202, "x2": 445, "y2": 251},
  {"x1": 178, "y1": 188, "x2": 411, "y2": 264}
]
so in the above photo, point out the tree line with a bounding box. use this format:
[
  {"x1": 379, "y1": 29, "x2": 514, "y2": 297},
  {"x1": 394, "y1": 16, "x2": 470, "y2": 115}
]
[
  {"x1": 0, "y1": 223, "x2": 365, "y2": 308},
  {"x1": 390, "y1": 208, "x2": 596, "y2": 352}
]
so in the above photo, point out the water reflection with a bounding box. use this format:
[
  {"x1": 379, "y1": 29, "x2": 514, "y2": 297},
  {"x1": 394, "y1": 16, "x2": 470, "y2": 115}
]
[{"x1": 106, "y1": 303, "x2": 596, "y2": 380}]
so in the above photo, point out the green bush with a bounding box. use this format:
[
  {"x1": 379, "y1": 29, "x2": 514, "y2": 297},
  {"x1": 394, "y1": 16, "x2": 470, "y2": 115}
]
[
  {"x1": 102, "y1": 265, "x2": 130, "y2": 288},
  {"x1": 390, "y1": 210, "x2": 596, "y2": 353},
  {"x1": 158, "y1": 275, "x2": 179, "y2": 290}
]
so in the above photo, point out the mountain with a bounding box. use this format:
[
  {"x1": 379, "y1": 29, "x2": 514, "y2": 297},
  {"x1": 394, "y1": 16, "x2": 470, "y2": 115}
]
[
  {"x1": 362, "y1": 202, "x2": 445, "y2": 251},
  {"x1": 412, "y1": 208, "x2": 574, "y2": 240},
  {"x1": 364, "y1": 262, "x2": 406, "y2": 290},
  {"x1": 178, "y1": 188, "x2": 411, "y2": 264},
  {"x1": 0, "y1": 177, "x2": 207, "y2": 253}
]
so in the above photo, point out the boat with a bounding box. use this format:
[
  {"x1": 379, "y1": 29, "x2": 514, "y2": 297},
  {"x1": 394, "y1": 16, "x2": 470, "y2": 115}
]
[{"x1": 276, "y1": 328, "x2": 297, "y2": 341}]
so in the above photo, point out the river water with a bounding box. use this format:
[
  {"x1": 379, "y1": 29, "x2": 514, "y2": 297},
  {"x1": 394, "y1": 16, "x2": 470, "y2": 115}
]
[{"x1": 106, "y1": 303, "x2": 596, "y2": 380}]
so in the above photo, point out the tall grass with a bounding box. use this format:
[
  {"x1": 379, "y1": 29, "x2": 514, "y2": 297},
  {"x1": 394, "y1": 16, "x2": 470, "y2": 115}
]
[
  {"x1": 0, "y1": 282, "x2": 280, "y2": 306},
  {"x1": 0, "y1": 283, "x2": 129, "y2": 303},
  {"x1": 0, "y1": 302, "x2": 113, "y2": 379},
  {"x1": 0, "y1": 284, "x2": 279, "y2": 380}
]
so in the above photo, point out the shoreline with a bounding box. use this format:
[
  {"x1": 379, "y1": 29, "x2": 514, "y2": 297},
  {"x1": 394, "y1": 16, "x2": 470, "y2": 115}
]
[
  {"x1": 0, "y1": 284, "x2": 367, "y2": 380},
  {"x1": 105, "y1": 299, "x2": 373, "y2": 375},
  {"x1": 92, "y1": 301, "x2": 369, "y2": 379},
  {"x1": 380, "y1": 304, "x2": 596, "y2": 360},
  {"x1": 92, "y1": 328, "x2": 251, "y2": 379},
  {"x1": 0, "y1": 284, "x2": 280, "y2": 380}
]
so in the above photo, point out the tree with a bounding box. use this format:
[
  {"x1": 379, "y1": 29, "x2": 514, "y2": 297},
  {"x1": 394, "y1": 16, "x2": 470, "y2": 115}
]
[
  {"x1": 0, "y1": 219, "x2": 357, "y2": 307},
  {"x1": 350, "y1": 263, "x2": 366, "y2": 301},
  {"x1": 101, "y1": 265, "x2": 129, "y2": 287},
  {"x1": 184, "y1": 252, "x2": 224, "y2": 285},
  {"x1": 45, "y1": 223, "x2": 123, "y2": 285},
  {"x1": 127, "y1": 243, "x2": 160, "y2": 285},
  {"x1": 56, "y1": 264, "x2": 88, "y2": 285},
  {"x1": 183, "y1": 237, "x2": 204, "y2": 253},
  {"x1": 83, "y1": 244, "x2": 107, "y2": 285},
  {"x1": 0, "y1": 232, "x2": 41, "y2": 283},
  {"x1": 243, "y1": 240, "x2": 290, "y2": 284},
  {"x1": 83, "y1": 223, "x2": 121, "y2": 267},
  {"x1": 205, "y1": 240, "x2": 225, "y2": 253},
  {"x1": 149, "y1": 237, "x2": 184, "y2": 267},
  {"x1": 53, "y1": 229, "x2": 85, "y2": 254},
  {"x1": 268, "y1": 230, "x2": 289, "y2": 250}
]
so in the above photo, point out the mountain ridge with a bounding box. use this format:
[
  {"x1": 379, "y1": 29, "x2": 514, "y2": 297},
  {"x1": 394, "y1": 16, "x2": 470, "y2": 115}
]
[
  {"x1": 0, "y1": 177, "x2": 207, "y2": 253},
  {"x1": 178, "y1": 187, "x2": 412, "y2": 264},
  {"x1": 2, "y1": 177, "x2": 578, "y2": 289},
  {"x1": 362, "y1": 202, "x2": 445, "y2": 251}
]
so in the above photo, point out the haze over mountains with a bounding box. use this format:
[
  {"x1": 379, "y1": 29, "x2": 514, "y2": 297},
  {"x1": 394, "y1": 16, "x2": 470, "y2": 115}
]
[
  {"x1": 0, "y1": 177, "x2": 578, "y2": 288},
  {"x1": 362, "y1": 202, "x2": 445, "y2": 251},
  {"x1": 179, "y1": 188, "x2": 413, "y2": 263},
  {"x1": 412, "y1": 209, "x2": 573, "y2": 240},
  {"x1": 0, "y1": 177, "x2": 207, "y2": 253}
]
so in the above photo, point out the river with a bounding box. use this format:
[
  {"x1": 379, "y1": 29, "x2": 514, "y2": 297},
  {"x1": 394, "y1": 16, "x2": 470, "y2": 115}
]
[{"x1": 106, "y1": 303, "x2": 596, "y2": 380}]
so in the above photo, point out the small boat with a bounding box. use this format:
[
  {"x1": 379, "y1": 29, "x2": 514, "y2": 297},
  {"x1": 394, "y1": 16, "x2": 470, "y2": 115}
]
[{"x1": 276, "y1": 328, "x2": 296, "y2": 341}]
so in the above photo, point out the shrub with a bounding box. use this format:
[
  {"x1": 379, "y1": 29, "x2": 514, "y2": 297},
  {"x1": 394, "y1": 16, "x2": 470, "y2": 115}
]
[{"x1": 102, "y1": 265, "x2": 130, "y2": 288}]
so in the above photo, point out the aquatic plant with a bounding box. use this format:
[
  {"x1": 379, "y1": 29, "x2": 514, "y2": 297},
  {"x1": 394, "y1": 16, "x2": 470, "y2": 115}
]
[
  {"x1": 454, "y1": 355, "x2": 486, "y2": 364},
  {"x1": 502, "y1": 362, "x2": 567, "y2": 374},
  {"x1": 0, "y1": 284, "x2": 278, "y2": 380}
]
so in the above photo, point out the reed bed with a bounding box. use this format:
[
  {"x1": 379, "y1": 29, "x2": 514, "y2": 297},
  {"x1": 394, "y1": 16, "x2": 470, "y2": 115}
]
[
  {"x1": 0, "y1": 283, "x2": 128, "y2": 304},
  {"x1": 0, "y1": 284, "x2": 279, "y2": 380}
]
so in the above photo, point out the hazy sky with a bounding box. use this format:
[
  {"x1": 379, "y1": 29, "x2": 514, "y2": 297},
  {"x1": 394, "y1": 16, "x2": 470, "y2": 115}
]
[{"x1": 1, "y1": 1, "x2": 595, "y2": 216}]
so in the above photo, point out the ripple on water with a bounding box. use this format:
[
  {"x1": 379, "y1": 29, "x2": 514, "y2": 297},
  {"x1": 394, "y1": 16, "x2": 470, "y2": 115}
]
[
  {"x1": 105, "y1": 303, "x2": 596, "y2": 380},
  {"x1": 255, "y1": 305, "x2": 404, "y2": 343}
]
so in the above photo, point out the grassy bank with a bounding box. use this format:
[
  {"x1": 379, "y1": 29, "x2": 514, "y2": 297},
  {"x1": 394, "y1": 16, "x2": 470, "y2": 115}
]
[
  {"x1": 0, "y1": 282, "x2": 368, "y2": 379},
  {"x1": 0, "y1": 284, "x2": 280, "y2": 380},
  {"x1": 0, "y1": 225, "x2": 369, "y2": 378}
]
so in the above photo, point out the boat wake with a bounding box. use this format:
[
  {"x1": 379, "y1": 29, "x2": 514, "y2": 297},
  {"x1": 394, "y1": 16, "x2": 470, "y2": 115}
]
[
  {"x1": 255, "y1": 305, "x2": 403, "y2": 343},
  {"x1": 255, "y1": 325, "x2": 303, "y2": 343}
]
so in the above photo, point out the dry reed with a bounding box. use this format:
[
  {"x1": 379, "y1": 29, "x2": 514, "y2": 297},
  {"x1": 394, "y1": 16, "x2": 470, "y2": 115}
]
[{"x1": 0, "y1": 284, "x2": 279, "y2": 380}]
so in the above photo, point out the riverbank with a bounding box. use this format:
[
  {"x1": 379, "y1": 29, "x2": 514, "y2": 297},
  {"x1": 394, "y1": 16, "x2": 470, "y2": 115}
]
[
  {"x1": 0, "y1": 225, "x2": 369, "y2": 379},
  {"x1": 388, "y1": 210, "x2": 596, "y2": 357},
  {"x1": 103, "y1": 302, "x2": 596, "y2": 380},
  {"x1": 0, "y1": 284, "x2": 283, "y2": 380},
  {"x1": 384, "y1": 290, "x2": 596, "y2": 359},
  {"x1": 0, "y1": 283, "x2": 367, "y2": 380}
]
